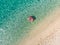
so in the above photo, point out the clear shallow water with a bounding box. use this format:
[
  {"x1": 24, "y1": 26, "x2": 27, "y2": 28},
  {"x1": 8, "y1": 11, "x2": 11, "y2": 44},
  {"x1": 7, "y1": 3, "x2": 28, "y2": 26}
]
[{"x1": 0, "y1": 0, "x2": 60, "y2": 45}]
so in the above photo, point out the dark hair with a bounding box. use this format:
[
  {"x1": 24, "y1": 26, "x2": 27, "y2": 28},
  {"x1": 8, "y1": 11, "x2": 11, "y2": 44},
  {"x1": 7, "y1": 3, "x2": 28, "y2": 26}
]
[{"x1": 31, "y1": 16, "x2": 36, "y2": 20}]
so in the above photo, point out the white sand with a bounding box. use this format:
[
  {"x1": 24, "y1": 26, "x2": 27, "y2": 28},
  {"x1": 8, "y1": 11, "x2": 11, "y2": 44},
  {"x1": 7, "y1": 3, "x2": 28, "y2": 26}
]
[{"x1": 18, "y1": 7, "x2": 60, "y2": 45}]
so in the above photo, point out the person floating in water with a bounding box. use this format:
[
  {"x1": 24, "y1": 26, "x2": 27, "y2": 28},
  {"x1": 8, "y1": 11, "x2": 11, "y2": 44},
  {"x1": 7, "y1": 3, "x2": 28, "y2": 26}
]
[{"x1": 28, "y1": 16, "x2": 36, "y2": 22}]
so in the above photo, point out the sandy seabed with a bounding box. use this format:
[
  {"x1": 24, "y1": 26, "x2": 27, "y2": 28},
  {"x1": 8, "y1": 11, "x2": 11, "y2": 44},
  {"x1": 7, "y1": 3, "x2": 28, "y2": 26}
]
[{"x1": 18, "y1": 7, "x2": 60, "y2": 45}]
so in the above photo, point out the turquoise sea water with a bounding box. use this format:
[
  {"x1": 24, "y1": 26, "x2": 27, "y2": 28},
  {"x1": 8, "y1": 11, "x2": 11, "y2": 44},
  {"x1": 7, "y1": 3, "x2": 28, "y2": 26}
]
[{"x1": 0, "y1": 0, "x2": 60, "y2": 45}]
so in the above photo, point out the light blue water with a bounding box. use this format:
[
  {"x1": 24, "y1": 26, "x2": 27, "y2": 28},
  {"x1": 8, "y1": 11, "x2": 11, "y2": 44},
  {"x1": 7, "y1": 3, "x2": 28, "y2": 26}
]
[{"x1": 0, "y1": 0, "x2": 60, "y2": 45}]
